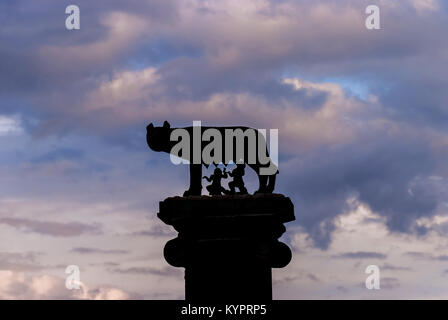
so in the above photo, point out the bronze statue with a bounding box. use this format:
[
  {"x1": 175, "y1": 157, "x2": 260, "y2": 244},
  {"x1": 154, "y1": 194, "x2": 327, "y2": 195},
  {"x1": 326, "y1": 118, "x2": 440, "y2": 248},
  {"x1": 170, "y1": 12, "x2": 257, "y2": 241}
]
[{"x1": 146, "y1": 121, "x2": 278, "y2": 196}]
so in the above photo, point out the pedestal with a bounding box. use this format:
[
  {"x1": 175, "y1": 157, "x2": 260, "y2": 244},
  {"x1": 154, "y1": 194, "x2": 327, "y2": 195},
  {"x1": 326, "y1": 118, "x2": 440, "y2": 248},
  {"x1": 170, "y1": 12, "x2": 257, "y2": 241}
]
[{"x1": 158, "y1": 193, "x2": 295, "y2": 301}]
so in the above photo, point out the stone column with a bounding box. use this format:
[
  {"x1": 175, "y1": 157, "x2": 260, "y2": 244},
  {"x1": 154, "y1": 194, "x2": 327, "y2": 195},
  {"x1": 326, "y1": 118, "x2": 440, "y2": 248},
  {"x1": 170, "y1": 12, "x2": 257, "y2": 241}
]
[{"x1": 158, "y1": 194, "x2": 295, "y2": 301}]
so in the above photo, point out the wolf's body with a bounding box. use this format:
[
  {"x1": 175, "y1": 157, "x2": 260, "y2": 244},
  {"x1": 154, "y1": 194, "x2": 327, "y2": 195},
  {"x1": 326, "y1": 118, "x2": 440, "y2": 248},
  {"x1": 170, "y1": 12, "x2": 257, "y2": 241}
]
[{"x1": 146, "y1": 121, "x2": 278, "y2": 196}]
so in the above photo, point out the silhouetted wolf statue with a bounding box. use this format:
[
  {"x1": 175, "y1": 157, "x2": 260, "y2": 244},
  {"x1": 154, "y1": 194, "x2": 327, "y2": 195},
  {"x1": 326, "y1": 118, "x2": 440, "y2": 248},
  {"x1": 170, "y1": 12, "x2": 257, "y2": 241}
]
[{"x1": 146, "y1": 121, "x2": 278, "y2": 196}]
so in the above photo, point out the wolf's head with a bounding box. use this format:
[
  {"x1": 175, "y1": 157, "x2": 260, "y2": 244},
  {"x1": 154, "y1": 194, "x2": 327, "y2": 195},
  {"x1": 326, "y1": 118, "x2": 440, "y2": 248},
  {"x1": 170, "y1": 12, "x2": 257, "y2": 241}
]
[{"x1": 146, "y1": 121, "x2": 171, "y2": 152}]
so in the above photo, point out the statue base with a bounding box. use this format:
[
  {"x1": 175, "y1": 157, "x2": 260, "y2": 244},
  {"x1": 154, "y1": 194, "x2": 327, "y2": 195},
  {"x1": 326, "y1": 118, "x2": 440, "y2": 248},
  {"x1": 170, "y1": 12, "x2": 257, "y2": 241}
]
[{"x1": 158, "y1": 194, "x2": 295, "y2": 301}]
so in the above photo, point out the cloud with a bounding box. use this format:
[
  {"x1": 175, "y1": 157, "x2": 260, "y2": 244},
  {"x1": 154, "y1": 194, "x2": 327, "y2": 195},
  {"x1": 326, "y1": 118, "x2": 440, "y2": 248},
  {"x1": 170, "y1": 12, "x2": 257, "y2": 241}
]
[
  {"x1": 0, "y1": 115, "x2": 23, "y2": 135},
  {"x1": 275, "y1": 203, "x2": 448, "y2": 299},
  {"x1": 0, "y1": 252, "x2": 45, "y2": 272},
  {"x1": 404, "y1": 251, "x2": 432, "y2": 259},
  {"x1": 333, "y1": 251, "x2": 387, "y2": 260},
  {"x1": 380, "y1": 277, "x2": 401, "y2": 290},
  {"x1": 306, "y1": 273, "x2": 320, "y2": 282},
  {"x1": 109, "y1": 266, "x2": 182, "y2": 278},
  {"x1": 281, "y1": 134, "x2": 440, "y2": 248},
  {"x1": 127, "y1": 223, "x2": 176, "y2": 238},
  {"x1": 380, "y1": 263, "x2": 412, "y2": 271},
  {"x1": 70, "y1": 247, "x2": 128, "y2": 255},
  {"x1": 272, "y1": 275, "x2": 298, "y2": 285},
  {"x1": 0, "y1": 218, "x2": 101, "y2": 237},
  {"x1": 409, "y1": 0, "x2": 440, "y2": 12},
  {"x1": 0, "y1": 271, "x2": 132, "y2": 299},
  {"x1": 7, "y1": 0, "x2": 446, "y2": 134},
  {"x1": 71, "y1": 66, "x2": 366, "y2": 153},
  {"x1": 73, "y1": 282, "x2": 132, "y2": 300},
  {"x1": 403, "y1": 252, "x2": 448, "y2": 261},
  {"x1": 37, "y1": 11, "x2": 151, "y2": 73}
]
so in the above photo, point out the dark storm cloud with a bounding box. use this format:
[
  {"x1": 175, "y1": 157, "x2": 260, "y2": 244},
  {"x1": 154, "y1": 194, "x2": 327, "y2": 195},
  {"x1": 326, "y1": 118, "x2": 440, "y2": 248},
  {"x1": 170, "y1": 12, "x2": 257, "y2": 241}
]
[
  {"x1": 0, "y1": 0, "x2": 180, "y2": 123},
  {"x1": 0, "y1": 0, "x2": 444, "y2": 143},
  {"x1": 279, "y1": 131, "x2": 442, "y2": 248},
  {"x1": 0, "y1": 0, "x2": 442, "y2": 114}
]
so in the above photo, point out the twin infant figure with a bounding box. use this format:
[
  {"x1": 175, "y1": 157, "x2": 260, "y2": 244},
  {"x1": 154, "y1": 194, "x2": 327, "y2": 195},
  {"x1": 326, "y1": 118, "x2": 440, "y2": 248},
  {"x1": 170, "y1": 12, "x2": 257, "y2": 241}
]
[{"x1": 202, "y1": 164, "x2": 248, "y2": 196}]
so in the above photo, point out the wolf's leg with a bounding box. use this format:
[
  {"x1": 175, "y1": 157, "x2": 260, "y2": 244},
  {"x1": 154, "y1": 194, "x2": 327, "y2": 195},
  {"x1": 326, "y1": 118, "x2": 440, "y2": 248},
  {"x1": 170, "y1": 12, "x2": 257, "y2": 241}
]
[
  {"x1": 183, "y1": 164, "x2": 202, "y2": 196},
  {"x1": 266, "y1": 174, "x2": 276, "y2": 193},
  {"x1": 254, "y1": 174, "x2": 268, "y2": 194},
  {"x1": 239, "y1": 184, "x2": 248, "y2": 194},
  {"x1": 228, "y1": 181, "x2": 236, "y2": 195}
]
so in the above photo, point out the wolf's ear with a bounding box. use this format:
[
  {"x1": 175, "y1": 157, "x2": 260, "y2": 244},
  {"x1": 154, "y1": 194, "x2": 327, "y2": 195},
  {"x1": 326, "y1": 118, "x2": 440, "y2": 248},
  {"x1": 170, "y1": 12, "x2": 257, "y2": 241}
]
[
  {"x1": 147, "y1": 123, "x2": 154, "y2": 131},
  {"x1": 163, "y1": 121, "x2": 171, "y2": 129}
]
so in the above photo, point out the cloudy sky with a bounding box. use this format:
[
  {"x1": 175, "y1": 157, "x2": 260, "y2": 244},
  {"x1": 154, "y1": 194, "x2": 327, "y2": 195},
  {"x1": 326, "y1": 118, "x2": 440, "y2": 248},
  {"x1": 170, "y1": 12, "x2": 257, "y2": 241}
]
[{"x1": 0, "y1": 0, "x2": 448, "y2": 299}]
